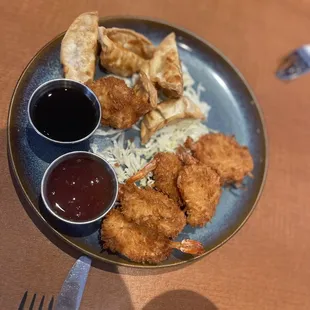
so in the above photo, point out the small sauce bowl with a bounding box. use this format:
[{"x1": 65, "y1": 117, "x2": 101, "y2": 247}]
[
  {"x1": 28, "y1": 79, "x2": 101, "y2": 144},
  {"x1": 41, "y1": 151, "x2": 118, "y2": 225}
]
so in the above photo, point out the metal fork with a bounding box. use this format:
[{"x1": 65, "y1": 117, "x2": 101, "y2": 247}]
[
  {"x1": 18, "y1": 291, "x2": 54, "y2": 310},
  {"x1": 276, "y1": 45, "x2": 310, "y2": 80}
]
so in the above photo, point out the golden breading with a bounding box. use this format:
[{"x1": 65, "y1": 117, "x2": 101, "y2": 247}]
[
  {"x1": 126, "y1": 152, "x2": 184, "y2": 205},
  {"x1": 152, "y1": 153, "x2": 184, "y2": 205},
  {"x1": 185, "y1": 133, "x2": 254, "y2": 185},
  {"x1": 98, "y1": 27, "x2": 154, "y2": 77},
  {"x1": 177, "y1": 164, "x2": 221, "y2": 227},
  {"x1": 101, "y1": 209, "x2": 171, "y2": 263},
  {"x1": 60, "y1": 12, "x2": 98, "y2": 83},
  {"x1": 101, "y1": 209, "x2": 204, "y2": 264},
  {"x1": 119, "y1": 183, "x2": 186, "y2": 238},
  {"x1": 87, "y1": 75, "x2": 157, "y2": 129}
]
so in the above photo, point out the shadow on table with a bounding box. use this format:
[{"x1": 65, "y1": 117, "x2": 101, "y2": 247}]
[
  {"x1": 143, "y1": 290, "x2": 217, "y2": 310},
  {"x1": 4, "y1": 125, "x2": 129, "y2": 309},
  {"x1": 8, "y1": 159, "x2": 134, "y2": 309}
]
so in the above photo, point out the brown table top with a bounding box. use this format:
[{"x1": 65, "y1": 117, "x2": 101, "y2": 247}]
[{"x1": 1, "y1": 0, "x2": 310, "y2": 309}]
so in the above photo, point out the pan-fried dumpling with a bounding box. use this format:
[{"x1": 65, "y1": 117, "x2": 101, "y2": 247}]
[
  {"x1": 141, "y1": 96, "x2": 204, "y2": 144},
  {"x1": 105, "y1": 28, "x2": 154, "y2": 59},
  {"x1": 60, "y1": 12, "x2": 98, "y2": 83},
  {"x1": 98, "y1": 27, "x2": 155, "y2": 77},
  {"x1": 143, "y1": 32, "x2": 183, "y2": 98}
]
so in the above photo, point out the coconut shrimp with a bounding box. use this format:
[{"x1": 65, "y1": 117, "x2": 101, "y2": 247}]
[
  {"x1": 101, "y1": 209, "x2": 204, "y2": 264},
  {"x1": 118, "y1": 183, "x2": 186, "y2": 238},
  {"x1": 127, "y1": 149, "x2": 222, "y2": 227},
  {"x1": 127, "y1": 152, "x2": 184, "y2": 205},
  {"x1": 185, "y1": 133, "x2": 254, "y2": 185}
]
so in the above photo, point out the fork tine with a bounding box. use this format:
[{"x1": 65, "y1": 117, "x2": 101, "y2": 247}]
[
  {"x1": 18, "y1": 291, "x2": 54, "y2": 310},
  {"x1": 18, "y1": 291, "x2": 28, "y2": 310},
  {"x1": 48, "y1": 296, "x2": 55, "y2": 310},
  {"x1": 38, "y1": 295, "x2": 45, "y2": 310},
  {"x1": 29, "y1": 293, "x2": 36, "y2": 310}
]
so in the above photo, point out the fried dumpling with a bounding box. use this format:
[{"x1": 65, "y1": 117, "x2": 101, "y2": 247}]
[
  {"x1": 133, "y1": 71, "x2": 158, "y2": 109},
  {"x1": 60, "y1": 11, "x2": 98, "y2": 83},
  {"x1": 105, "y1": 28, "x2": 154, "y2": 59},
  {"x1": 98, "y1": 27, "x2": 155, "y2": 77},
  {"x1": 87, "y1": 73, "x2": 157, "y2": 129},
  {"x1": 143, "y1": 32, "x2": 183, "y2": 98},
  {"x1": 141, "y1": 96, "x2": 204, "y2": 144}
]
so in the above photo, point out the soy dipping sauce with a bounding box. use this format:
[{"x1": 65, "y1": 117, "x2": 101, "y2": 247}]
[
  {"x1": 46, "y1": 155, "x2": 117, "y2": 222},
  {"x1": 31, "y1": 87, "x2": 99, "y2": 142}
]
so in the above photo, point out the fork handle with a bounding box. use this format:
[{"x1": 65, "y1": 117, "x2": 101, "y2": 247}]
[{"x1": 54, "y1": 256, "x2": 92, "y2": 310}]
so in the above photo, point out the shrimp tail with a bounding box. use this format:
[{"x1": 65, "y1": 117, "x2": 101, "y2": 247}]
[
  {"x1": 126, "y1": 158, "x2": 158, "y2": 184},
  {"x1": 177, "y1": 146, "x2": 199, "y2": 165},
  {"x1": 117, "y1": 183, "x2": 125, "y2": 200},
  {"x1": 184, "y1": 137, "x2": 195, "y2": 150},
  {"x1": 171, "y1": 239, "x2": 204, "y2": 255}
]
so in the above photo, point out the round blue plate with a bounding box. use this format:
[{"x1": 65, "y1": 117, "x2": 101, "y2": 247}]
[{"x1": 8, "y1": 16, "x2": 267, "y2": 268}]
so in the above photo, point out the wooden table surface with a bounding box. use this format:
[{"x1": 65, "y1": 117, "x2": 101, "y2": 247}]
[{"x1": 1, "y1": 0, "x2": 310, "y2": 309}]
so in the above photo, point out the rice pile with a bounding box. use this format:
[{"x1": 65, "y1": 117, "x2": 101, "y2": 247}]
[{"x1": 90, "y1": 64, "x2": 213, "y2": 186}]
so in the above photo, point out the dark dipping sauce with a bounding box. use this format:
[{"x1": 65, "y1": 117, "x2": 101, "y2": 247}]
[
  {"x1": 46, "y1": 155, "x2": 117, "y2": 222},
  {"x1": 31, "y1": 87, "x2": 99, "y2": 142}
]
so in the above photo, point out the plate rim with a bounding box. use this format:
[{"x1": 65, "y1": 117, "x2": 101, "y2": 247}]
[{"x1": 7, "y1": 15, "x2": 268, "y2": 269}]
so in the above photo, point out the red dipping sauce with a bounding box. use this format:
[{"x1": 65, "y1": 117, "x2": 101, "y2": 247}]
[{"x1": 46, "y1": 154, "x2": 117, "y2": 223}]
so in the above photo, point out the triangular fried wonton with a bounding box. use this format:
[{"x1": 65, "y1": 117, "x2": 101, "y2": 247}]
[
  {"x1": 133, "y1": 71, "x2": 158, "y2": 109},
  {"x1": 143, "y1": 32, "x2": 184, "y2": 98},
  {"x1": 141, "y1": 96, "x2": 204, "y2": 144},
  {"x1": 60, "y1": 12, "x2": 98, "y2": 83}
]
